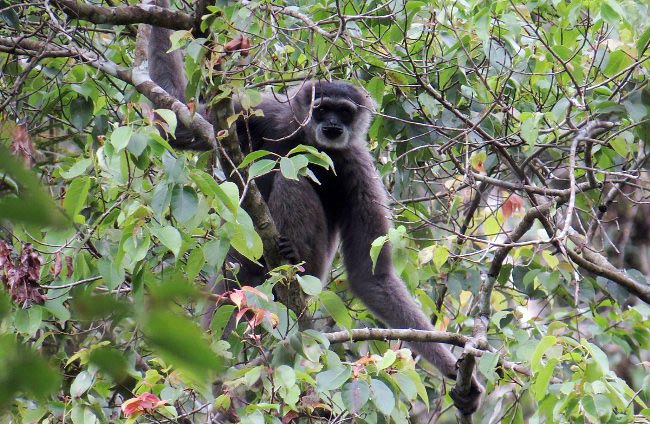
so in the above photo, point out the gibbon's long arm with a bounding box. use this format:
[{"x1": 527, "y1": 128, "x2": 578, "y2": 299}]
[{"x1": 335, "y1": 145, "x2": 483, "y2": 412}]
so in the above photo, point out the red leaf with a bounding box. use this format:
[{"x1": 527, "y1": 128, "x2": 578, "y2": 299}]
[
  {"x1": 65, "y1": 256, "x2": 74, "y2": 277},
  {"x1": 224, "y1": 34, "x2": 251, "y2": 56},
  {"x1": 52, "y1": 251, "x2": 62, "y2": 279},
  {"x1": 11, "y1": 123, "x2": 35, "y2": 167},
  {"x1": 282, "y1": 411, "x2": 300, "y2": 423},
  {"x1": 235, "y1": 306, "x2": 250, "y2": 325},
  {"x1": 20, "y1": 244, "x2": 41, "y2": 281},
  {"x1": 240, "y1": 285, "x2": 269, "y2": 301},
  {"x1": 121, "y1": 392, "x2": 167, "y2": 417},
  {"x1": 501, "y1": 193, "x2": 524, "y2": 219},
  {"x1": 229, "y1": 289, "x2": 247, "y2": 309}
]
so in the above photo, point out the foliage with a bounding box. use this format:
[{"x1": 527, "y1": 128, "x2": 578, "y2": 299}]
[{"x1": 1, "y1": 0, "x2": 650, "y2": 422}]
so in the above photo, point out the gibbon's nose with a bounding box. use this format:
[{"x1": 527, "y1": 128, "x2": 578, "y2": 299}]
[{"x1": 322, "y1": 126, "x2": 343, "y2": 139}]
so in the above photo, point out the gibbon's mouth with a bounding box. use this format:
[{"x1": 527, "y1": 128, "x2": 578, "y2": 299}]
[{"x1": 322, "y1": 126, "x2": 344, "y2": 139}]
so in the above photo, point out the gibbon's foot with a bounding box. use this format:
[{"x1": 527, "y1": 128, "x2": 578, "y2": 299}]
[
  {"x1": 278, "y1": 236, "x2": 301, "y2": 265},
  {"x1": 449, "y1": 377, "x2": 484, "y2": 415}
]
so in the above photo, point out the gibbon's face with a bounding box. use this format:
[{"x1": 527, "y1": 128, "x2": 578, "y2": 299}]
[
  {"x1": 295, "y1": 81, "x2": 374, "y2": 150},
  {"x1": 310, "y1": 98, "x2": 358, "y2": 149}
]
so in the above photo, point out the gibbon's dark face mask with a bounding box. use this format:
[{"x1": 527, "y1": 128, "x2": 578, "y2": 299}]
[{"x1": 310, "y1": 98, "x2": 358, "y2": 149}]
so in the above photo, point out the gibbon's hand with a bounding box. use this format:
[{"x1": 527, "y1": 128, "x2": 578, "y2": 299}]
[
  {"x1": 278, "y1": 236, "x2": 301, "y2": 265},
  {"x1": 449, "y1": 376, "x2": 484, "y2": 415}
]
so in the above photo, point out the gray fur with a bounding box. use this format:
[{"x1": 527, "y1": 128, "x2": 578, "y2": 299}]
[{"x1": 148, "y1": 3, "x2": 483, "y2": 414}]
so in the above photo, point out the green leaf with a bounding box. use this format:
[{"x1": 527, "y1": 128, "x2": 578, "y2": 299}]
[
  {"x1": 521, "y1": 112, "x2": 542, "y2": 148},
  {"x1": 211, "y1": 305, "x2": 236, "y2": 339},
  {"x1": 315, "y1": 366, "x2": 351, "y2": 391},
  {"x1": 88, "y1": 347, "x2": 128, "y2": 382},
  {"x1": 63, "y1": 176, "x2": 91, "y2": 221},
  {"x1": 14, "y1": 307, "x2": 42, "y2": 336},
  {"x1": 603, "y1": 50, "x2": 631, "y2": 78},
  {"x1": 370, "y1": 235, "x2": 388, "y2": 273},
  {"x1": 144, "y1": 310, "x2": 223, "y2": 384},
  {"x1": 70, "y1": 370, "x2": 93, "y2": 398},
  {"x1": 274, "y1": 365, "x2": 296, "y2": 389},
  {"x1": 151, "y1": 225, "x2": 182, "y2": 257},
  {"x1": 583, "y1": 340, "x2": 610, "y2": 374},
  {"x1": 155, "y1": 109, "x2": 178, "y2": 134},
  {"x1": 59, "y1": 158, "x2": 92, "y2": 179},
  {"x1": 531, "y1": 336, "x2": 557, "y2": 372},
  {"x1": 169, "y1": 30, "x2": 191, "y2": 50},
  {"x1": 531, "y1": 358, "x2": 558, "y2": 400},
  {"x1": 191, "y1": 171, "x2": 239, "y2": 213},
  {"x1": 110, "y1": 126, "x2": 133, "y2": 151},
  {"x1": 376, "y1": 349, "x2": 396, "y2": 370},
  {"x1": 0, "y1": 146, "x2": 69, "y2": 228},
  {"x1": 239, "y1": 149, "x2": 273, "y2": 168},
  {"x1": 0, "y1": 336, "x2": 60, "y2": 408},
  {"x1": 318, "y1": 291, "x2": 352, "y2": 329},
  {"x1": 473, "y1": 7, "x2": 490, "y2": 43},
  {"x1": 204, "y1": 236, "x2": 231, "y2": 268},
  {"x1": 226, "y1": 209, "x2": 263, "y2": 261},
  {"x1": 170, "y1": 185, "x2": 198, "y2": 223},
  {"x1": 418, "y1": 92, "x2": 441, "y2": 116},
  {"x1": 210, "y1": 180, "x2": 240, "y2": 213},
  {"x1": 393, "y1": 372, "x2": 417, "y2": 400},
  {"x1": 296, "y1": 275, "x2": 322, "y2": 296},
  {"x1": 185, "y1": 247, "x2": 205, "y2": 282},
  {"x1": 366, "y1": 76, "x2": 385, "y2": 108},
  {"x1": 279, "y1": 156, "x2": 299, "y2": 180},
  {"x1": 128, "y1": 132, "x2": 149, "y2": 157},
  {"x1": 637, "y1": 27, "x2": 650, "y2": 57},
  {"x1": 342, "y1": 379, "x2": 370, "y2": 413},
  {"x1": 245, "y1": 366, "x2": 263, "y2": 387},
  {"x1": 151, "y1": 183, "x2": 171, "y2": 219},
  {"x1": 478, "y1": 351, "x2": 500, "y2": 383},
  {"x1": 401, "y1": 369, "x2": 428, "y2": 404},
  {"x1": 433, "y1": 245, "x2": 449, "y2": 270},
  {"x1": 289, "y1": 155, "x2": 309, "y2": 173},
  {"x1": 248, "y1": 159, "x2": 277, "y2": 179},
  {"x1": 609, "y1": 137, "x2": 628, "y2": 158},
  {"x1": 97, "y1": 257, "x2": 125, "y2": 290},
  {"x1": 601, "y1": 0, "x2": 626, "y2": 24},
  {"x1": 70, "y1": 406, "x2": 99, "y2": 424},
  {"x1": 370, "y1": 379, "x2": 395, "y2": 416},
  {"x1": 70, "y1": 97, "x2": 93, "y2": 131},
  {"x1": 0, "y1": 0, "x2": 20, "y2": 29}
]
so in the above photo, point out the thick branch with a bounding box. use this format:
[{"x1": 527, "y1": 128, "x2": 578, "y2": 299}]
[
  {"x1": 567, "y1": 233, "x2": 650, "y2": 304},
  {"x1": 0, "y1": 37, "x2": 72, "y2": 57},
  {"x1": 325, "y1": 328, "x2": 469, "y2": 346},
  {"x1": 53, "y1": 0, "x2": 193, "y2": 29},
  {"x1": 324, "y1": 328, "x2": 540, "y2": 382}
]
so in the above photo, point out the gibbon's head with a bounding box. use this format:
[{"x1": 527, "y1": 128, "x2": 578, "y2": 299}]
[{"x1": 293, "y1": 80, "x2": 376, "y2": 150}]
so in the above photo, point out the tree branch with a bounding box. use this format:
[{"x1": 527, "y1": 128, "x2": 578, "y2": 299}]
[
  {"x1": 567, "y1": 232, "x2": 650, "y2": 304},
  {"x1": 325, "y1": 328, "x2": 469, "y2": 346},
  {"x1": 52, "y1": 0, "x2": 193, "y2": 29}
]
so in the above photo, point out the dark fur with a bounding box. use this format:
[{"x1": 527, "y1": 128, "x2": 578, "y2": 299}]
[{"x1": 148, "y1": 1, "x2": 483, "y2": 414}]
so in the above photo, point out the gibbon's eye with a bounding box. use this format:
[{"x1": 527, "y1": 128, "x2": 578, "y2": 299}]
[
  {"x1": 338, "y1": 107, "x2": 355, "y2": 125},
  {"x1": 313, "y1": 106, "x2": 328, "y2": 121}
]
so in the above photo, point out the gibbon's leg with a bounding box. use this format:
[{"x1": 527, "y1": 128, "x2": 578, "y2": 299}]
[
  {"x1": 335, "y1": 146, "x2": 483, "y2": 414},
  {"x1": 148, "y1": 1, "x2": 186, "y2": 102},
  {"x1": 148, "y1": 0, "x2": 212, "y2": 150},
  {"x1": 202, "y1": 175, "x2": 331, "y2": 329},
  {"x1": 266, "y1": 175, "x2": 332, "y2": 280}
]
